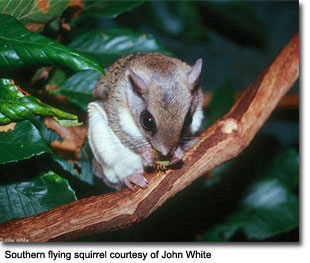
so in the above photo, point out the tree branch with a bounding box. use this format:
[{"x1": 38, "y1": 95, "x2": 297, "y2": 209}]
[{"x1": 0, "y1": 33, "x2": 299, "y2": 242}]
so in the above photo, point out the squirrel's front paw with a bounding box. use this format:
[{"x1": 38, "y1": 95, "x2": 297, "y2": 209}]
[{"x1": 171, "y1": 146, "x2": 184, "y2": 165}]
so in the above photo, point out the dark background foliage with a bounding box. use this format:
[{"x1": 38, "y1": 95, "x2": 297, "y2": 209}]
[{"x1": 0, "y1": 0, "x2": 299, "y2": 242}]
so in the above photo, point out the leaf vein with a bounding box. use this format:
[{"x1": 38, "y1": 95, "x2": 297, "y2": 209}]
[
  {"x1": 16, "y1": 0, "x2": 33, "y2": 20},
  {"x1": 17, "y1": 0, "x2": 67, "y2": 21},
  {"x1": 17, "y1": 192, "x2": 27, "y2": 217},
  {"x1": 11, "y1": 0, "x2": 23, "y2": 17},
  {"x1": 0, "y1": 36, "x2": 95, "y2": 64},
  {"x1": 1, "y1": 0, "x2": 12, "y2": 13},
  {"x1": 4, "y1": 185, "x2": 14, "y2": 219}
]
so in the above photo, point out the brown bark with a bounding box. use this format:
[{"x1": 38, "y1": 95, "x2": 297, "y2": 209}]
[
  {"x1": 0, "y1": 33, "x2": 299, "y2": 242},
  {"x1": 277, "y1": 93, "x2": 299, "y2": 108}
]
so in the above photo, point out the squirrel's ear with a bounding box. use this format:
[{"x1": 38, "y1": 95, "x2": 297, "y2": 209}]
[
  {"x1": 187, "y1": 58, "x2": 202, "y2": 89},
  {"x1": 127, "y1": 66, "x2": 148, "y2": 93}
]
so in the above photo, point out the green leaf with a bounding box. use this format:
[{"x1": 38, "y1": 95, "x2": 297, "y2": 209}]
[
  {"x1": 52, "y1": 140, "x2": 94, "y2": 185},
  {"x1": 69, "y1": 27, "x2": 172, "y2": 68},
  {"x1": 33, "y1": 117, "x2": 95, "y2": 185},
  {"x1": 0, "y1": 171, "x2": 77, "y2": 224},
  {"x1": 0, "y1": 14, "x2": 104, "y2": 73},
  {"x1": 0, "y1": 120, "x2": 51, "y2": 164},
  {"x1": 84, "y1": 0, "x2": 145, "y2": 18},
  {"x1": 31, "y1": 116, "x2": 61, "y2": 144},
  {"x1": 198, "y1": 149, "x2": 299, "y2": 241},
  {"x1": 265, "y1": 149, "x2": 299, "y2": 190},
  {"x1": 147, "y1": 1, "x2": 209, "y2": 41},
  {"x1": 0, "y1": 78, "x2": 78, "y2": 124},
  {"x1": 51, "y1": 70, "x2": 101, "y2": 111},
  {"x1": 53, "y1": 117, "x2": 83, "y2": 127},
  {"x1": 242, "y1": 178, "x2": 299, "y2": 240},
  {"x1": 207, "y1": 78, "x2": 235, "y2": 126},
  {"x1": 0, "y1": 0, "x2": 70, "y2": 32},
  {"x1": 199, "y1": 178, "x2": 299, "y2": 241}
]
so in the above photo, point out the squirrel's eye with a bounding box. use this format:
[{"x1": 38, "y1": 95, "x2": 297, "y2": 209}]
[
  {"x1": 184, "y1": 111, "x2": 193, "y2": 127},
  {"x1": 140, "y1": 110, "x2": 156, "y2": 132}
]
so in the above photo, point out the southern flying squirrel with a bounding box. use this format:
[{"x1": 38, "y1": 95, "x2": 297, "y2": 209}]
[{"x1": 88, "y1": 53, "x2": 204, "y2": 190}]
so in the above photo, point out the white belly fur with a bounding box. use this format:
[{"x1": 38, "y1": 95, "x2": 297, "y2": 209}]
[{"x1": 88, "y1": 102, "x2": 143, "y2": 184}]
